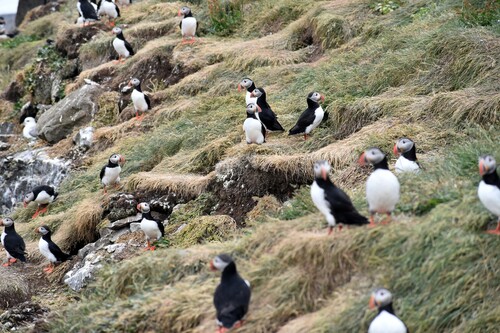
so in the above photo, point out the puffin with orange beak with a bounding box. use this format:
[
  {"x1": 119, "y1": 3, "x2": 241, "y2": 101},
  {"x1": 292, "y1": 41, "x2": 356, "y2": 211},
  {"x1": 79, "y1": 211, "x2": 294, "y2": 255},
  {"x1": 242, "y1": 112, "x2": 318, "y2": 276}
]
[
  {"x1": 36, "y1": 225, "x2": 71, "y2": 274},
  {"x1": 238, "y1": 78, "x2": 257, "y2": 106},
  {"x1": 112, "y1": 27, "x2": 134, "y2": 64},
  {"x1": 478, "y1": 155, "x2": 500, "y2": 235},
  {"x1": 250, "y1": 87, "x2": 285, "y2": 132},
  {"x1": 0, "y1": 218, "x2": 26, "y2": 267},
  {"x1": 289, "y1": 92, "x2": 326, "y2": 140},
  {"x1": 100, "y1": 153, "x2": 125, "y2": 194},
  {"x1": 137, "y1": 202, "x2": 164, "y2": 251},
  {"x1": 359, "y1": 148, "x2": 400, "y2": 227},
  {"x1": 128, "y1": 78, "x2": 151, "y2": 120},
  {"x1": 178, "y1": 6, "x2": 197, "y2": 44},
  {"x1": 311, "y1": 160, "x2": 368, "y2": 235},
  {"x1": 368, "y1": 288, "x2": 409, "y2": 333},
  {"x1": 393, "y1": 137, "x2": 420, "y2": 173},
  {"x1": 24, "y1": 185, "x2": 58, "y2": 219},
  {"x1": 243, "y1": 103, "x2": 265, "y2": 144},
  {"x1": 211, "y1": 254, "x2": 251, "y2": 333}
]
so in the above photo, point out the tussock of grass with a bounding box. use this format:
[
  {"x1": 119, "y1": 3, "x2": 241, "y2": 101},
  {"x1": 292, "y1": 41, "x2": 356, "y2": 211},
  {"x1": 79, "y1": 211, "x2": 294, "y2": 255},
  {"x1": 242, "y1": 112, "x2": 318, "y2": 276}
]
[
  {"x1": 0, "y1": 270, "x2": 30, "y2": 309},
  {"x1": 127, "y1": 172, "x2": 214, "y2": 198},
  {"x1": 170, "y1": 215, "x2": 237, "y2": 248}
]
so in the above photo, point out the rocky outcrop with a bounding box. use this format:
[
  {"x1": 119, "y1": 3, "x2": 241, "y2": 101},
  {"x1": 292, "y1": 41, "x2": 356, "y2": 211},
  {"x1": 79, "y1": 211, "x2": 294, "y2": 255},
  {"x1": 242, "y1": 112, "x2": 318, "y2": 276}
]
[
  {"x1": 56, "y1": 25, "x2": 104, "y2": 60},
  {"x1": 36, "y1": 83, "x2": 106, "y2": 143}
]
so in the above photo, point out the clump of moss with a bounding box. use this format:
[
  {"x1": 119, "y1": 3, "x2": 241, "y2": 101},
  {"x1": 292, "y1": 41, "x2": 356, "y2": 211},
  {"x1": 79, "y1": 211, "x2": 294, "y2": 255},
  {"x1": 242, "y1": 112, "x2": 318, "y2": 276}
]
[{"x1": 95, "y1": 92, "x2": 119, "y2": 127}]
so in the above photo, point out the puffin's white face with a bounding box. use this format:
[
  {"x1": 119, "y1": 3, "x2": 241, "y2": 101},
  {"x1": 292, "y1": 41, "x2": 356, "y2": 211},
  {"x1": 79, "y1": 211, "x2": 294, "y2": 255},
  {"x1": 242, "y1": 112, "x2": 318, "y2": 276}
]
[
  {"x1": 129, "y1": 78, "x2": 141, "y2": 87},
  {"x1": 369, "y1": 288, "x2": 393, "y2": 309},
  {"x1": 246, "y1": 103, "x2": 261, "y2": 114},
  {"x1": 479, "y1": 155, "x2": 496, "y2": 176},
  {"x1": 250, "y1": 88, "x2": 263, "y2": 98},
  {"x1": 112, "y1": 27, "x2": 122, "y2": 35},
  {"x1": 109, "y1": 154, "x2": 125, "y2": 165},
  {"x1": 137, "y1": 202, "x2": 150, "y2": 213},
  {"x1": 23, "y1": 117, "x2": 36, "y2": 126},
  {"x1": 179, "y1": 6, "x2": 191, "y2": 16},
  {"x1": 239, "y1": 78, "x2": 253, "y2": 89},
  {"x1": 359, "y1": 148, "x2": 385, "y2": 166},
  {"x1": 210, "y1": 254, "x2": 233, "y2": 272},
  {"x1": 308, "y1": 92, "x2": 325, "y2": 103},
  {"x1": 36, "y1": 225, "x2": 50, "y2": 235},
  {"x1": 0, "y1": 218, "x2": 14, "y2": 227},
  {"x1": 313, "y1": 160, "x2": 331, "y2": 180},
  {"x1": 24, "y1": 192, "x2": 35, "y2": 205},
  {"x1": 394, "y1": 138, "x2": 414, "y2": 155}
]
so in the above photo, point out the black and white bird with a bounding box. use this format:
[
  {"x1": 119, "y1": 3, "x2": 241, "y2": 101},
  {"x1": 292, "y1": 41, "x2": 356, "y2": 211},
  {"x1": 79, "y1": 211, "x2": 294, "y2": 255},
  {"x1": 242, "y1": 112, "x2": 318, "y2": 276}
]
[
  {"x1": 289, "y1": 92, "x2": 325, "y2": 140},
  {"x1": 250, "y1": 88, "x2": 285, "y2": 132},
  {"x1": 211, "y1": 254, "x2": 251, "y2": 333},
  {"x1": 77, "y1": 0, "x2": 99, "y2": 26},
  {"x1": 97, "y1": 0, "x2": 120, "y2": 27},
  {"x1": 100, "y1": 153, "x2": 125, "y2": 194},
  {"x1": 22, "y1": 117, "x2": 38, "y2": 141},
  {"x1": 36, "y1": 225, "x2": 71, "y2": 274},
  {"x1": 238, "y1": 78, "x2": 257, "y2": 106},
  {"x1": 368, "y1": 288, "x2": 409, "y2": 333},
  {"x1": 112, "y1": 27, "x2": 134, "y2": 63},
  {"x1": 128, "y1": 78, "x2": 151, "y2": 120},
  {"x1": 393, "y1": 138, "x2": 420, "y2": 173},
  {"x1": 478, "y1": 155, "x2": 500, "y2": 235},
  {"x1": 311, "y1": 160, "x2": 368, "y2": 235},
  {"x1": 359, "y1": 148, "x2": 400, "y2": 227},
  {"x1": 137, "y1": 202, "x2": 164, "y2": 251},
  {"x1": 178, "y1": 6, "x2": 197, "y2": 44},
  {"x1": 0, "y1": 218, "x2": 26, "y2": 267},
  {"x1": 24, "y1": 185, "x2": 58, "y2": 219},
  {"x1": 243, "y1": 103, "x2": 265, "y2": 145}
]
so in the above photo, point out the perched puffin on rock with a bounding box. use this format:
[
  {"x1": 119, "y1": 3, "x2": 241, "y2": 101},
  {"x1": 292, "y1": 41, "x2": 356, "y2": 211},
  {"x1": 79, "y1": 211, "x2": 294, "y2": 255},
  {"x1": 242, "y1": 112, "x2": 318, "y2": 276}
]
[
  {"x1": 22, "y1": 117, "x2": 38, "y2": 141},
  {"x1": 112, "y1": 27, "x2": 134, "y2": 63},
  {"x1": 24, "y1": 185, "x2": 58, "y2": 219},
  {"x1": 238, "y1": 78, "x2": 257, "y2": 106},
  {"x1": 128, "y1": 78, "x2": 151, "y2": 120},
  {"x1": 368, "y1": 288, "x2": 409, "y2": 333},
  {"x1": 243, "y1": 103, "x2": 265, "y2": 145},
  {"x1": 178, "y1": 6, "x2": 197, "y2": 44},
  {"x1": 0, "y1": 218, "x2": 26, "y2": 267},
  {"x1": 211, "y1": 254, "x2": 251, "y2": 333},
  {"x1": 250, "y1": 88, "x2": 285, "y2": 132},
  {"x1": 77, "y1": 0, "x2": 99, "y2": 26},
  {"x1": 359, "y1": 148, "x2": 400, "y2": 227},
  {"x1": 478, "y1": 155, "x2": 500, "y2": 235},
  {"x1": 137, "y1": 202, "x2": 164, "y2": 251},
  {"x1": 311, "y1": 160, "x2": 368, "y2": 234},
  {"x1": 394, "y1": 138, "x2": 420, "y2": 173},
  {"x1": 36, "y1": 225, "x2": 71, "y2": 273},
  {"x1": 289, "y1": 92, "x2": 325, "y2": 140},
  {"x1": 100, "y1": 153, "x2": 125, "y2": 194},
  {"x1": 97, "y1": 0, "x2": 120, "y2": 27}
]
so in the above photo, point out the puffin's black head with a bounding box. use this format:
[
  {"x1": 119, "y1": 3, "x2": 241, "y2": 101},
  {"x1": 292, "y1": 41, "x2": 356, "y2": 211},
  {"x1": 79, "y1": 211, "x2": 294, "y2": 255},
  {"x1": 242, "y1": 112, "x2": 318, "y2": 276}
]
[
  {"x1": 358, "y1": 147, "x2": 386, "y2": 167},
  {"x1": 246, "y1": 103, "x2": 261, "y2": 115},
  {"x1": 307, "y1": 92, "x2": 325, "y2": 103},
  {"x1": 313, "y1": 160, "x2": 331, "y2": 181},
  {"x1": 136, "y1": 202, "x2": 151, "y2": 213},
  {"x1": 109, "y1": 153, "x2": 125, "y2": 165},
  {"x1": 394, "y1": 137, "x2": 415, "y2": 155},
  {"x1": 35, "y1": 225, "x2": 52, "y2": 236},
  {"x1": 238, "y1": 78, "x2": 254, "y2": 92},
  {"x1": 112, "y1": 27, "x2": 122, "y2": 35},
  {"x1": 178, "y1": 6, "x2": 191, "y2": 17},
  {"x1": 23, "y1": 192, "x2": 35, "y2": 207},
  {"x1": 250, "y1": 88, "x2": 265, "y2": 99},
  {"x1": 0, "y1": 217, "x2": 14, "y2": 227},
  {"x1": 128, "y1": 78, "x2": 141, "y2": 88},
  {"x1": 369, "y1": 288, "x2": 393, "y2": 310},
  {"x1": 479, "y1": 155, "x2": 497, "y2": 176},
  {"x1": 210, "y1": 254, "x2": 234, "y2": 272}
]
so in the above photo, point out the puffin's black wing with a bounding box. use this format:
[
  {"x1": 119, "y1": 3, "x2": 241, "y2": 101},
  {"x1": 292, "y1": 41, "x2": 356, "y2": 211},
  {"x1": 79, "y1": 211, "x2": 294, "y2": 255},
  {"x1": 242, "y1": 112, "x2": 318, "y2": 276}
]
[
  {"x1": 124, "y1": 39, "x2": 134, "y2": 55},
  {"x1": 5, "y1": 232, "x2": 26, "y2": 262},
  {"x1": 82, "y1": 1, "x2": 99, "y2": 20},
  {"x1": 261, "y1": 122, "x2": 266, "y2": 142},
  {"x1": 259, "y1": 108, "x2": 284, "y2": 132},
  {"x1": 156, "y1": 220, "x2": 165, "y2": 237},
  {"x1": 289, "y1": 108, "x2": 315, "y2": 135},
  {"x1": 100, "y1": 165, "x2": 106, "y2": 180},
  {"x1": 324, "y1": 185, "x2": 369, "y2": 225},
  {"x1": 33, "y1": 185, "x2": 56, "y2": 198},
  {"x1": 48, "y1": 240, "x2": 71, "y2": 262},
  {"x1": 214, "y1": 278, "x2": 251, "y2": 328},
  {"x1": 97, "y1": 0, "x2": 102, "y2": 10},
  {"x1": 144, "y1": 94, "x2": 151, "y2": 109},
  {"x1": 322, "y1": 110, "x2": 329, "y2": 123},
  {"x1": 115, "y1": 3, "x2": 121, "y2": 17}
]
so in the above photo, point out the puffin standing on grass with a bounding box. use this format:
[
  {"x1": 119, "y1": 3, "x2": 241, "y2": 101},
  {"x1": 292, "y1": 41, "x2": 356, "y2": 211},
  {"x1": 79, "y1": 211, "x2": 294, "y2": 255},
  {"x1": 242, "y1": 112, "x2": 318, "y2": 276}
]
[
  {"x1": 24, "y1": 185, "x2": 58, "y2": 219},
  {"x1": 359, "y1": 148, "x2": 400, "y2": 227},
  {"x1": 178, "y1": 6, "x2": 197, "y2": 44},
  {"x1": 112, "y1": 27, "x2": 134, "y2": 63},
  {"x1": 77, "y1": 0, "x2": 99, "y2": 26},
  {"x1": 0, "y1": 218, "x2": 26, "y2": 267},
  {"x1": 211, "y1": 254, "x2": 251, "y2": 333},
  {"x1": 368, "y1": 288, "x2": 409, "y2": 333},
  {"x1": 137, "y1": 202, "x2": 164, "y2": 251},
  {"x1": 250, "y1": 88, "x2": 285, "y2": 132},
  {"x1": 478, "y1": 155, "x2": 500, "y2": 235},
  {"x1": 35, "y1": 225, "x2": 71, "y2": 274},
  {"x1": 100, "y1": 153, "x2": 125, "y2": 194},
  {"x1": 128, "y1": 78, "x2": 151, "y2": 120},
  {"x1": 311, "y1": 160, "x2": 369, "y2": 235},
  {"x1": 393, "y1": 138, "x2": 420, "y2": 173},
  {"x1": 238, "y1": 78, "x2": 257, "y2": 106},
  {"x1": 243, "y1": 103, "x2": 265, "y2": 145},
  {"x1": 97, "y1": 0, "x2": 120, "y2": 27},
  {"x1": 289, "y1": 92, "x2": 325, "y2": 140}
]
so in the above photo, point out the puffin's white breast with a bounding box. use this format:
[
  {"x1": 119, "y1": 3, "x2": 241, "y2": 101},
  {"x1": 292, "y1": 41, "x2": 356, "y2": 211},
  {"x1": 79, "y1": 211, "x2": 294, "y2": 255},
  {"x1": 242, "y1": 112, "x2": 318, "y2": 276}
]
[
  {"x1": 99, "y1": 1, "x2": 118, "y2": 18},
  {"x1": 39, "y1": 238, "x2": 58, "y2": 263},
  {"x1": 140, "y1": 218, "x2": 162, "y2": 240},
  {"x1": 181, "y1": 17, "x2": 197, "y2": 37},
  {"x1": 245, "y1": 92, "x2": 257, "y2": 106},
  {"x1": 368, "y1": 311, "x2": 407, "y2": 333},
  {"x1": 311, "y1": 181, "x2": 335, "y2": 226},
  {"x1": 113, "y1": 38, "x2": 130, "y2": 58},
  {"x1": 243, "y1": 118, "x2": 264, "y2": 144},
  {"x1": 35, "y1": 191, "x2": 53, "y2": 205},
  {"x1": 1, "y1": 231, "x2": 12, "y2": 259},
  {"x1": 366, "y1": 169, "x2": 400, "y2": 213},
  {"x1": 395, "y1": 156, "x2": 420, "y2": 173},
  {"x1": 131, "y1": 90, "x2": 149, "y2": 112},
  {"x1": 102, "y1": 166, "x2": 121, "y2": 186},
  {"x1": 305, "y1": 106, "x2": 324, "y2": 134},
  {"x1": 478, "y1": 181, "x2": 500, "y2": 217},
  {"x1": 23, "y1": 124, "x2": 37, "y2": 140}
]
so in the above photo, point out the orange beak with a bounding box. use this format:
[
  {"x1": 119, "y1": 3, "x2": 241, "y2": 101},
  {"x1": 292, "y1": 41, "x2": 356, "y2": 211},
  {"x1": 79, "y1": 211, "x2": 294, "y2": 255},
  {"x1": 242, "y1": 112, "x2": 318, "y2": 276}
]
[
  {"x1": 128, "y1": 81, "x2": 133, "y2": 87},
  {"x1": 119, "y1": 155, "x2": 126, "y2": 164},
  {"x1": 369, "y1": 295, "x2": 377, "y2": 309},
  {"x1": 321, "y1": 167, "x2": 327, "y2": 181},
  {"x1": 250, "y1": 92, "x2": 255, "y2": 98},
  {"x1": 479, "y1": 160, "x2": 488, "y2": 176},
  {"x1": 393, "y1": 143, "x2": 400, "y2": 155},
  {"x1": 137, "y1": 203, "x2": 141, "y2": 211},
  {"x1": 35, "y1": 227, "x2": 40, "y2": 233},
  {"x1": 0, "y1": 220, "x2": 3, "y2": 226},
  {"x1": 358, "y1": 152, "x2": 367, "y2": 166},
  {"x1": 209, "y1": 260, "x2": 217, "y2": 271},
  {"x1": 23, "y1": 201, "x2": 27, "y2": 208},
  {"x1": 178, "y1": 9, "x2": 182, "y2": 16},
  {"x1": 320, "y1": 95, "x2": 325, "y2": 102},
  {"x1": 238, "y1": 83, "x2": 242, "y2": 92},
  {"x1": 257, "y1": 105, "x2": 262, "y2": 113}
]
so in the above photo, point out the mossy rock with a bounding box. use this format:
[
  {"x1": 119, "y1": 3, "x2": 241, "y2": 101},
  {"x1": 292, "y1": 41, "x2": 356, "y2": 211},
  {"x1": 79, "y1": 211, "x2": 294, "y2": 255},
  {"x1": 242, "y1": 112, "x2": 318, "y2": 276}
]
[
  {"x1": 170, "y1": 215, "x2": 236, "y2": 247},
  {"x1": 95, "y1": 92, "x2": 119, "y2": 127}
]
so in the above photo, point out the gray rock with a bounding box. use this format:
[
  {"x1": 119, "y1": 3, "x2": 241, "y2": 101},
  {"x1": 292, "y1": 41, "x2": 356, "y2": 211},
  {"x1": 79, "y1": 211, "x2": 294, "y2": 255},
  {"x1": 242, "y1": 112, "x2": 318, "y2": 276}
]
[
  {"x1": 72, "y1": 126, "x2": 94, "y2": 150},
  {"x1": 64, "y1": 252, "x2": 103, "y2": 292},
  {"x1": 0, "y1": 122, "x2": 14, "y2": 142},
  {"x1": 78, "y1": 237, "x2": 110, "y2": 259},
  {"x1": 36, "y1": 84, "x2": 106, "y2": 144},
  {"x1": 107, "y1": 213, "x2": 142, "y2": 230},
  {"x1": 130, "y1": 222, "x2": 141, "y2": 233},
  {"x1": 99, "y1": 227, "x2": 113, "y2": 238},
  {"x1": 0, "y1": 142, "x2": 10, "y2": 151},
  {"x1": 110, "y1": 228, "x2": 130, "y2": 242},
  {"x1": 105, "y1": 243, "x2": 126, "y2": 254}
]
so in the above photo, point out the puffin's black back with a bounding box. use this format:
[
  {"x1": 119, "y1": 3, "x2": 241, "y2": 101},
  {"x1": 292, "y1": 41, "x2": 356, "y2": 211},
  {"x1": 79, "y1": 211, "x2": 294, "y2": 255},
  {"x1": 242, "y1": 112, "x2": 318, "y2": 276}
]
[
  {"x1": 33, "y1": 185, "x2": 57, "y2": 198},
  {"x1": 482, "y1": 167, "x2": 500, "y2": 189},
  {"x1": 402, "y1": 144, "x2": 418, "y2": 162},
  {"x1": 41, "y1": 229, "x2": 71, "y2": 262},
  {"x1": 81, "y1": 0, "x2": 98, "y2": 20},
  {"x1": 289, "y1": 95, "x2": 320, "y2": 135},
  {"x1": 3, "y1": 224, "x2": 27, "y2": 262},
  {"x1": 254, "y1": 88, "x2": 284, "y2": 132}
]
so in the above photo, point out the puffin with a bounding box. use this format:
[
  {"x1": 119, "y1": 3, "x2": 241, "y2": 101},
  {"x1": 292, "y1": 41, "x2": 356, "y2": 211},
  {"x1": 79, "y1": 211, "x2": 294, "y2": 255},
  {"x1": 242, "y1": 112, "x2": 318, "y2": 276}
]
[
  {"x1": 97, "y1": 0, "x2": 120, "y2": 27},
  {"x1": 359, "y1": 148, "x2": 400, "y2": 227},
  {"x1": 0, "y1": 218, "x2": 27, "y2": 267},
  {"x1": 178, "y1": 6, "x2": 197, "y2": 44},
  {"x1": 100, "y1": 153, "x2": 125, "y2": 194},
  {"x1": 368, "y1": 288, "x2": 409, "y2": 333},
  {"x1": 35, "y1": 225, "x2": 71, "y2": 273},
  {"x1": 289, "y1": 92, "x2": 325, "y2": 140},
  {"x1": 393, "y1": 138, "x2": 420, "y2": 173},
  {"x1": 311, "y1": 160, "x2": 369, "y2": 234},
  {"x1": 137, "y1": 202, "x2": 164, "y2": 251},
  {"x1": 77, "y1": 0, "x2": 99, "y2": 26},
  {"x1": 478, "y1": 155, "x2": 500, "y2": 235},
  {"x1": 24, "y1": 185, "x2": 58, "y2": 219},
  {"x1": 243, "y1": 103, "x2": 265, "y2": 145},
  {"x1": 112, "y1": 27, "x2": 134, "y2": 63},
  {"x1": 22, "y1": 117, "x2": 38, "y2": 141},
  {"x1": 128, "y1": 78, "x2": 151, "y2": 120},
  {"x1": 238, "y1": 78, "x2": 257, "y2": 106},
  {"x1": 250, "y1": 88, "x2": 285, "y2": 132},
  {"x1": 211, "y1": 254, "x2": 251, "y2": 333}
]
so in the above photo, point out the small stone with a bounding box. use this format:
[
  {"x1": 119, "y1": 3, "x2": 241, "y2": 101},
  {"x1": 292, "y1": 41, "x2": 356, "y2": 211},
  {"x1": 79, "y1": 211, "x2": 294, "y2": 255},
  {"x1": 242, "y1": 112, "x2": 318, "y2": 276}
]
[
  {"x1": 110, "y1": 228, "x2": 130, "y2": 242},
  {"x1": 107, "y1": 213, "x2": 142, "y2": 230},
  {"x1": 130, "y1": 222, "x2": 141, "y2": 233}
]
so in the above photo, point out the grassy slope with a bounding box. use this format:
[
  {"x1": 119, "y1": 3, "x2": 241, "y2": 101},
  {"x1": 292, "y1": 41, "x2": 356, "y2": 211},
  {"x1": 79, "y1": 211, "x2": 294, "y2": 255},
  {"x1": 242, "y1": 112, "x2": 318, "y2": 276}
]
[{"x1": 1, "y1": 0, "x2": 499, "y2": 332}]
